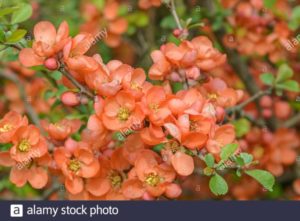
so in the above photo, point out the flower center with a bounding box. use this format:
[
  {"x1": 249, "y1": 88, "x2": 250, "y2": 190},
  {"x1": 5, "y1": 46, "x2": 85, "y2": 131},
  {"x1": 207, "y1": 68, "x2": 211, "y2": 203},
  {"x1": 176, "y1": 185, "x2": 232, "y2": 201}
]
[
  {"x1": 117, "y1": 107, "x2": 130, "y2": 121},
  {"x1": 169, "y1": 140, "x2": 180, "y2": 153},
  {"x1": 108, "y1": 171, "x2": 123, "y2": 188},
  {"x1": 130, "y1": 82, "x2": 140, "y2": 90},
  {"x1": 145, "y1": 173, "x2": 160, "y2": 187},
  {"x1": 189, "y1": 120, "x2": 198, "y2": 132},
  {"x1": 18, "y1": 139, "x2": 31, "y2": 152},
  {"x1": 208, "y1": 93, "x2": 218, "y2": 100},
  {"x1": 0, "y1": 124, "x2": 13, "y2": 133},
  {"x1": 149, "y1": 103, "x2": 159, "y2": 113},
  {"x1": 68, "y1": 159, "x2": 81, "y2": 172}
]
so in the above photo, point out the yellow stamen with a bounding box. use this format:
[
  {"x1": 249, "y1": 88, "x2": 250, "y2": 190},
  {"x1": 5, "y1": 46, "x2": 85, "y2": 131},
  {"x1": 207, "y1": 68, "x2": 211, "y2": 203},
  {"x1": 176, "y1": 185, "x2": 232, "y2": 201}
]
[
  {"x1": 0, "y1": 124, "x2": 13, "y2": 133},
  {"x1": 189, "y1": 120, "x2": 198, "y2": 132},
  {"x1": 117, "y1": 107, "x2": 130, "y2": 121},
  {"x1": 145, "y1": 173, "x2": 160, "y2": 187},
  {"x1": 18, "y1": 139, "x2": 31, "y2": 152},
  {"x1": 108, "y1": 171, "x2": 123, "y2": 188},
  {"x1": 130, "y1": 82, "x2": 141, "y2": 90},
  {"x1": 68, "y1": 159, "x2": 81, "y2": 173},
  {"x1": 149, "y1": 103, "x2": 159, "y2": 113},
  {"x1": 169, "y1": 140, "x2": 180, "y2": 154},
  {"x1": 208, "y1": 93, "x2": 218, "y2": 100}
]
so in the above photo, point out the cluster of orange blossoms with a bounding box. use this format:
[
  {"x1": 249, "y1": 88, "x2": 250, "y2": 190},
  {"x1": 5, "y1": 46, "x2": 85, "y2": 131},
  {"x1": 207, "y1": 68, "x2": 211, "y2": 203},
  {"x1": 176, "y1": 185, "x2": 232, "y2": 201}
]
[
  {"x1": 0, "y1": 20, "x2": 249, "y2": 200},
  {"x1": 221, "y1": 0, "x2": 293, "y2": 63},
  {"x1": 80, "y1": 0, "x2": 128, "y2": 47}
]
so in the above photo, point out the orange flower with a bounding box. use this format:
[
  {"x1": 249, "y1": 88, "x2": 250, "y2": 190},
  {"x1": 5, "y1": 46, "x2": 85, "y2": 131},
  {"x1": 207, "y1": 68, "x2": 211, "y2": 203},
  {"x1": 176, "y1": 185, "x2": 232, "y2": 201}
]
[
  {"x1": 8, "y1": 61, "x2": 35, "y2": 77},
  {"x1": 142, "y1": 86, "x2": 171, "y2": 126},
  {"x1": 149, "y1": 37, "x2": 226, "y2": 81},
  {"x1": 19, "y1": 21, "x2": 69, "y2": 67},
  {"x1": 10, "y1": 125, "x2": 48, "y2": 162},
  {"x1": 85, "y1": 156, "x2": 128, "y2": 199},
  {"x1": 139, "y1": 0, "x2": 161, "y2": 9},
  {"x1": 102, "y1": 91, "x2": 145, "y2": 131},
  {"x1": 122, "y1": 68, "x2": 146, "y2": 99},
  {"x1": 54, "y1": 145, "x2": 100, "y2": 194},
  {"x1": 85, "y1": 60, "x2": 133, "y2": 97},
  {"x1": 206, "y1": 124, "x2": 236, "y2": 155},
  {"x1": 124, "y1": 150, "x2": 177, "y2": 198},
  {"x1": 9, "y1": 163, "x2": 48, "y2": 189},
  {"x1": 80, "y1": 1, "x2": 128, "y2": 48},
  {"x1": 0, "y1": 111, "x2": 28, "y2": 143},
  {"x1": 45, "y1": 119, "x2": 81, "y2": 141},
  {"x1": 63, "y1": 33, "x2": 99, "y2": 74}
]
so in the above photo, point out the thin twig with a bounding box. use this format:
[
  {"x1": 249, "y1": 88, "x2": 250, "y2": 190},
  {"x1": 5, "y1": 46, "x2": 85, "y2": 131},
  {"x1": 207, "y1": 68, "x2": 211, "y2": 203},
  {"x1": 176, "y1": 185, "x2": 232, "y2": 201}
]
[
  {"x1": 227, "y1": 89, "x2": 272, "y2": 114},
  {"x1": 170, "y1": 0, "x2": 183, "y2": 30},
  {"x1": 283, "y1": 113, "x2": 300, "y2": 128},
  {"x1": 0, "y1": 70, "x2": 45, "y2": 134},
  {"x1": 59, "y1": 67, "x2": 94, "y2": 99}
]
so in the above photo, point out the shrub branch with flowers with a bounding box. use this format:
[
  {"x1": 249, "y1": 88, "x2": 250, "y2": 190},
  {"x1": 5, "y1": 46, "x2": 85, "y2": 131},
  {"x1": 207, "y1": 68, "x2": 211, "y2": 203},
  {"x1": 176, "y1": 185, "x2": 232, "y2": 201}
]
[{"x1": 0, "y1": 0, "x2": 299, "y2": 200}]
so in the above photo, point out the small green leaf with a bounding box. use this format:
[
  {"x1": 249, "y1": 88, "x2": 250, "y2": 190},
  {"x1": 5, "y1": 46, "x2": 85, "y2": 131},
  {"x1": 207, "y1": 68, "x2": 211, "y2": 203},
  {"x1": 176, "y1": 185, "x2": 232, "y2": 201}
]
[
  {"x1": 44, "y1": 90, "x2": 55, "y2": 100},
  {"x1": 11, "y1": 3, "x2": 33, "y2": 24},
  {"x1": 171, "y1": 82, "x2": 184, "y2": 93},
  {"x1": 51, "y1": 71, "x2": 62, "y2": 81},
  {"x1": 209, "y1": 173, "x2": 228, "y2": 196},
  {"x1": 6, "y1": 29, "x2": 27, "y2": 43},
  {"x1": 239, "y1": 153, "x2": 253, "y2": 165},
  {"x1": 91, "y1": 0, "x2": 105, "y2": 10},
  {"x1": 112, "y1": 132, "x2": 125, "y2": 141},
  {"x1": 160, "y1": 15, "x2": 177, "y2": 29},
  {"x1": 276, "y1": 80, "x2": 300, "y2": 92},
  {"x1": 289, "y1": 6, "x2": 300, "y2": 30},
  {"x1": 0, "y1": 7, "x2": 18, "y2": 17},
  {"x1": 0, "y1": 143, "x2": 13, "y2": 151},
  {"x1": 276, "y1": 64, "x2": 293, "y2": 83},
  {"x1": 245, "y1": 169, "x2": 275, "y2": 191},
  {"x1": 263, "y1": 0, "x2": 276, "y2": 9},
  {"x1": 204, "y1": 153, "x2": 215, "y2": 168},
  {"x1": 220, "y1": 143, "x2": 238, "y2": 161},
  {"x1": 153, "y1": 143, "x2": 165, "y2": 153},
  {"x1": 236, "y1": 169, "x2": 242, "y2": 177},
  {"x1": 260, "y1": 73, "x2": 274, "y2": 86},
  {"x1": 0, "y1": 30, "x2": 5, "y2": 42},
  {"x1": 233, "y1": 118, "x2": 250, "y2": 138}
]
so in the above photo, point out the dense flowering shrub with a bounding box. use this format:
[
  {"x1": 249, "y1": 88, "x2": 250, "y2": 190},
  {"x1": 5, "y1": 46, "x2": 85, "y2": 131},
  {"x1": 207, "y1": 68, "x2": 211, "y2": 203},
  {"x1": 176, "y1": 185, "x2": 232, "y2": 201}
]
[{"x1": 0, "y1": 0, "x2": 299, "y2": 200}]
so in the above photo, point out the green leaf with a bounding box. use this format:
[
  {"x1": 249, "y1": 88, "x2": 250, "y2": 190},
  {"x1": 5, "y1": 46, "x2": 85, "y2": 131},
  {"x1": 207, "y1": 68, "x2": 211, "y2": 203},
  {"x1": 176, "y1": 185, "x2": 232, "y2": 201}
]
[
  {"x1": 51, "y1": 71, "x2": 62, "y2": 81},
  {"x1": 276, "y1": 80, "x2": 300, "y2": 92},
  {"x1": 0, "y1": 7, "x2": 18, "y2": 17},
  {"x1": 112, "y1": 132, "x2": 125, "y2": 141},
  {"x1": 171, "y1": 82, "x2": 184, "y2": 93},
  {"x1": 91, "y1": 0, "x2": 105, "y2": 10},
  {"x1": 209, "y1": 173, "x2": 228, "y2": 196},
  {"x1": 220, "y1": 143, "x2": 238, "y2": 161},
  {"x1": 160, "y1": 15, "x2": 177, "y2": 29},
  {"x1": 276, "y1": 64, "x2": 293, "y2": 83},
  {"x1": 44, "y1": 90, "x2": 55, "y2": 100},
  {"x1": 118, "y1": 5, "x2": 128, "y2": 16},
  {"x1": 0, "y1": 30, "x2": 5, "y2": 42},
  {"x1": 11, "y1": 3, "x2": 33, "y2": 24},
  {"x1": 233, "y1": 118, "x2": 250, "y2": 138},
  {"x1": 289, "y1": 6, "x2": 300, "y2": 30},
  {"x1": 245, "y1": 169, "x2": 275, "y2": 191},
  {"x1": 0, "y1": 143, "x2": 13, "y2": 151},
  {"x1": 239, "y1": 153, "x2": 253, "y2": 165},
  {"x1": 127, "y1": 12, "x2": 149, "y2": 27},
  {"x1": 263, "y1": 0, "x2": 276, "y2": 9},
  {"x1": 260, "y1": 73, "x2": 274, "y2": 86},
  {"x1": 6, "y1": 29, "x2": 27, "y2": 43},
  {"x1": 153, "y1": 143, "x2": 165, "y2": 153},
  {"x1": 204, "y1": 153, "x2": 215, "y2": 168}
]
